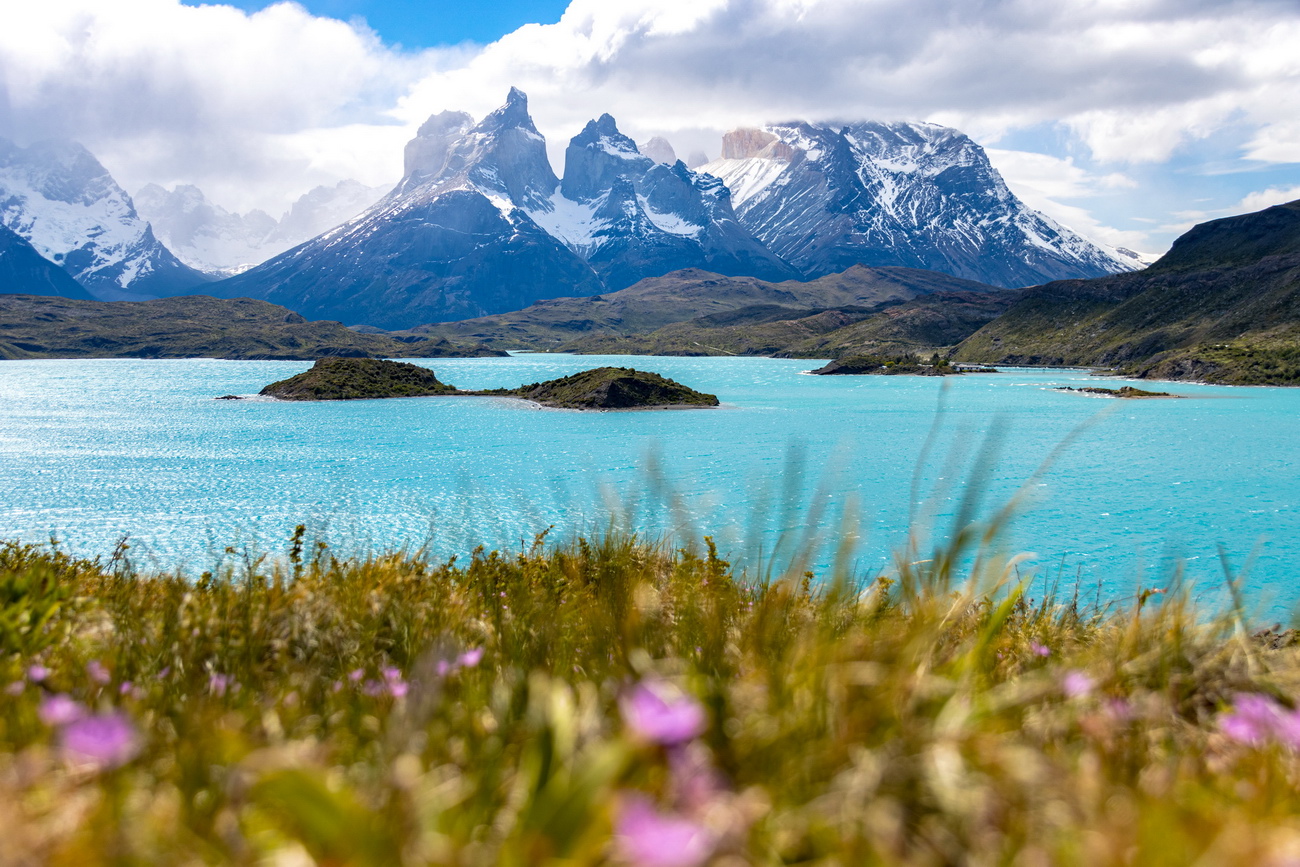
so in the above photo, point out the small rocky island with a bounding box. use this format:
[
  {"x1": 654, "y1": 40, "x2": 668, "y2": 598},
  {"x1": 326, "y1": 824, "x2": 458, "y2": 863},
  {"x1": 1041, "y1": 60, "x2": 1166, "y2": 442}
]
[
  {"x1": 811, "y1": 353, "x2": 975, "y2": 376},
  {"x1": 253, "y1": 359, "x2": 718, "y2": 410},
  {"x1": 1055, "y1": 385, "x2": 1179, "y2": 399},
  {"x1": 260, "y1": 358, "x2": 458, "y2": 400},
  {"x1": 501, "y1": 367, "x2": 719, "y2": 409}
]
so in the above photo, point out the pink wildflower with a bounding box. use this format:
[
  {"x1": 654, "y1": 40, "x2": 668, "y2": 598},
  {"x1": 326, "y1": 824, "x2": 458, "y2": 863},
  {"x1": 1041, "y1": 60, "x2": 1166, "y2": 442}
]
[
  {"x1": 621, "y1": 681, "x2": 707, "y2": 746},
  {"x1": 1030, "y1": 642, "x2": 1051, "y2": 658},
  {"x1": 1062, "y1": 670, "x2": 1094, "y2": 698},
  {"x1": 27, "y1": 664, "x2": 49, "y2": 682},
  {"x1": 61, "y1": 711, "x2": 140, "y2": 770},
  {"x1": 458, "y1": 647, "x2": 484, "y2": 668},
  {"x1": 86, "y1": 661, "x2": 110, "y2": 685},
  {"x1": 38, "y1": 694, "x2": 86, "y2": 726},
  {"x1": 348, "y1": 668, "x2": 365, "y2": 682},
  {"x1": 615, "y1": 794, "x2": 717, "y2": 867},
  {"x1": 208, "y1": 673, "x2": 233, "y2": 697},
  {"x1": 1219, "y1": 693, "x2": 1300, "y2": 747}
]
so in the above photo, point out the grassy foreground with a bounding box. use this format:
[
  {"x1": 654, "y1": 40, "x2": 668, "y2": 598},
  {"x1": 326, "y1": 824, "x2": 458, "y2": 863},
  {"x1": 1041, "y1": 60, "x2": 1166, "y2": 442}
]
[{"x1": 2, "y1": 528, "x2": 1299, "y2": 865}]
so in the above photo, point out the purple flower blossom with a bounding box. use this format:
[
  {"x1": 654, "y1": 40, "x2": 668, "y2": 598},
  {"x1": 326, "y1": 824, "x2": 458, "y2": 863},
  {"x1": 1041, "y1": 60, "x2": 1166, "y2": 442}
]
[
  {"x1": 388, "y1": 680, "x2": 409, "y2": 699},
  {"x1": 1062, "y1": 670, "x2": 1094, "y2": 698},
  {"x1": 1219, "y1": 693, "x2": 1300, "y2": 748},
  {"x1": 621, "y1": 681, "x2": 707, "y2": 746},
  {"x1": 615, "y1": 795, "x2": 717, "y2": 867},
  {"x1": 27, "y1": 664, "x2": 49, "y2": 682},
  {"x1": 61, "y1": 712, "x2": 140, "y2": 770},
  {"x1": 381, "y1": 667, "x2": 402, "y2": 682},
  {"x1": 1030, "y1": 642, "x2": 1051, "y2": 658},
  {"x1": 208, "y1": 673, "x2": 233, "y2": 697},
  {"x1": 38, "y1": 694, "x2": 86, "y2": 726},
  {"x1": 348, "y1": 668, "x2": 365, "y2": 682},
  {"x1": 458, "y1": 647, "x2": 484, "y2": 668},
  {"x1": 436, "y1": 660, "x2": 453, "y2": 677},
  {"x1": 86, "y1": 660, "x2": 111, "y2": 685}
]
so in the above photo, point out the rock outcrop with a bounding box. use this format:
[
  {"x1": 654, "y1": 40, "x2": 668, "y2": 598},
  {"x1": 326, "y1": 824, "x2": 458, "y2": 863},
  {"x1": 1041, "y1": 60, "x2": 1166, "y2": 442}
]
[{"x1": 260, "y1": 358, "x2": 458, "y2": 400}]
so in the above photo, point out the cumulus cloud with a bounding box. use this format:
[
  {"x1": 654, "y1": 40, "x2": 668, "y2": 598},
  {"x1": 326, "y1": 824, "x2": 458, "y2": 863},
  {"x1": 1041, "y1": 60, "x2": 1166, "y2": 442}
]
[
  {"x1": 1238, "y1": 185, "x2": 1300, "y2": 213},
  {"x1": 1, "y1": 0, "x2": 1297, "y2": 243},
  {"x1": 985, "y1": 149, "x2": 1152, "y2": 254}
]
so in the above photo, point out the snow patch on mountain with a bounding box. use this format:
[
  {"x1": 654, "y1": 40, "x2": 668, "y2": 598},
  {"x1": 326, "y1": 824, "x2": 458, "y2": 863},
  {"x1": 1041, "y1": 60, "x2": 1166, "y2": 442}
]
[
  {"x1": 0, "y1": 138, "x2": 207, "y2": 298},
  {"x1": 700, "y1": 121, "x2": 1139, "y2": 288}
]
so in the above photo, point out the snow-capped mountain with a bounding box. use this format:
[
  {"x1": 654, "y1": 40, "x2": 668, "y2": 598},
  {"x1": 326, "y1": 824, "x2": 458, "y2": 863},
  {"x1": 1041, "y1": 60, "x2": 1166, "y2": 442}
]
[
  {"x1": 0, "y1": 224, "x2": 94, "y2": 300},
  {"x1": 0, "y1": 138, "x2": 210, "y2": 300},
  {"x1": 526, "y1": 114, "x2": 796, "y2": 290},
  {"x1": 135, "y1": 179, "x2": 391, "y2": 277},
  {"x1": 213, "y1": 88, "x2": 600, "y2": 328},
  {"x1": 699, "y1": 122, "x2": 1141, "y2": 288},
  {"x1": 216, "y1": 91, "x2": 793, "y2": 328}
]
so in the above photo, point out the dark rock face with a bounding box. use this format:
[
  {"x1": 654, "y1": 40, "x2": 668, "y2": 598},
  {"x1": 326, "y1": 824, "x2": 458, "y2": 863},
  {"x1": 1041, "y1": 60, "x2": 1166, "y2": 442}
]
[
  {"x1": 700, "y1": 122, "x2": 1141, "y2": 289},
  {"x1": 260, "y1": 358, "x2": 457, "y2": 401},
  {"x1": 531, "y1": 114, "x2": 798, "y2": 291},
  {"x1": 215, "y1": 188, "x2": 600, "y2": 330},
  {"x1": 0, "y1": 138, "x2": 211, "y2": 299},
  {"x1": 509, "y1": 366, "x2": 719, "y2": 409},
  {"x1": 0, "y1": 225, "x2": 94, "y2": 299}
]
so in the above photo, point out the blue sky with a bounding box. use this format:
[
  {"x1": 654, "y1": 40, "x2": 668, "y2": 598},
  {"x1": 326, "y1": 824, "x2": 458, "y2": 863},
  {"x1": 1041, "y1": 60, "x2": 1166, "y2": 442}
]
[
  {"x1": 6, "y1": 0, "x2": 1299, "y2": 257},
  {"x1": 183, "y1": 0, "x2": 571, "y2": 47}
]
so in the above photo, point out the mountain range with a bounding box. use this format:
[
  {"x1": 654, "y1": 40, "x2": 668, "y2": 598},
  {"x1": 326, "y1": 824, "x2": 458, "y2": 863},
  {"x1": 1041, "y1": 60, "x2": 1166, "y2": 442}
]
[
  {"x1": 699, "y1": 123, "x2": 1143, "y2": 286},
  {"x1": 0, "y1": 138, "x2": 211, "y2": 300},
  {"x1": 0, "y1": 89, "x2": 1142, "y2": 330}
]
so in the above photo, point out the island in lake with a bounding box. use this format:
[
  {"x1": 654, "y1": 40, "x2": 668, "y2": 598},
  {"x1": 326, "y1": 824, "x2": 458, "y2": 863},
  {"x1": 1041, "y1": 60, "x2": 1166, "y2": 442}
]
[
  {"x1": 1055, "y1": 385, "x2": 1178, "y2": 399},
  {"x1": 810, "y1": 353, "x2": 993, "y2": 376},
  {"x1": 256, "y1": 358, "x2": 719, "y2": 410}
]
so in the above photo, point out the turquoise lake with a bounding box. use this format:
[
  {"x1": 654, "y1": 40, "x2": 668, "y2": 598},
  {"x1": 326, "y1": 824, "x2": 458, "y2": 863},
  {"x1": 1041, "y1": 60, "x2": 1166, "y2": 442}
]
[{"x1": 1, "y1": 355, "x2": 1296, "y2": 618}]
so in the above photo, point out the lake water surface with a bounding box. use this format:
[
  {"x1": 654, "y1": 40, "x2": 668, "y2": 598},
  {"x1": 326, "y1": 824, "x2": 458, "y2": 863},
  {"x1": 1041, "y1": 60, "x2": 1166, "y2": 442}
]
[{"x1": 1, "y1": 355, "x2": 1295, "y2": 617}]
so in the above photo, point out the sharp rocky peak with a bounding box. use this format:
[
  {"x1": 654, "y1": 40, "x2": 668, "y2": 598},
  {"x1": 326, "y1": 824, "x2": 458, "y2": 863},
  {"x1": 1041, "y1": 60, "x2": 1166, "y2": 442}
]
[
  {"x1": 561, "y1": 113, "x2": 652, "y2": 202},
  {"x1": 396, "y1": 89, "x2": 557, "y2": 210}
]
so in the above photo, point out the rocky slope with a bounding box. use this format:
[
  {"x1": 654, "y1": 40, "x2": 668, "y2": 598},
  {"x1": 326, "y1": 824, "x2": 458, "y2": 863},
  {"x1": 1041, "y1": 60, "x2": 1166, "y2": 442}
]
[
  {"x1": 699, "y1": 123, "x2": 1142, "y2": 288},
  {"x1": 561, "y1": 289, "x2": 1014, "y2": 358},
  {"x1": 0, "y1": 225, "x2": 94, "y2": 300},
  {"x1": 0, "y1": 294, "x2": 506, "y2": 360},
  {"x1": 0, "y1": 138, "x2": 211, "y2": 300},
  {"x1": 954, "y1": 200, "x2": 1300, "y2": 384}
]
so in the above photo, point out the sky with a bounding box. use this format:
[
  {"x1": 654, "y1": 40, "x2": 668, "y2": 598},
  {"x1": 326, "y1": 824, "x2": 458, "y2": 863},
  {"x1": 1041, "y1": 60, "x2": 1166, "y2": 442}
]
[{"x1": 2, "y1": 0, "x2": 1299, "y2": 257}]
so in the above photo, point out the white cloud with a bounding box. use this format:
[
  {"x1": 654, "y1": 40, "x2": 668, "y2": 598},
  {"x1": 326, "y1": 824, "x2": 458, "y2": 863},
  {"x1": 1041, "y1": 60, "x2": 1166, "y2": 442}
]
[
  {"x1": 1238, "y1": 185, "x2": 1300, "y2": 213},
  {"x1": 986, "y1": 149, "x2": 1152, "y2": 254}
]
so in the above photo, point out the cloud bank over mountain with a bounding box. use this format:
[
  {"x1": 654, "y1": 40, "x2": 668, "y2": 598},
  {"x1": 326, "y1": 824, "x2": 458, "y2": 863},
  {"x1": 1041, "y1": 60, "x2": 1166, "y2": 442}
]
[{"x1": 2, "y1": 0, "x2": 1296, "y2": 253}]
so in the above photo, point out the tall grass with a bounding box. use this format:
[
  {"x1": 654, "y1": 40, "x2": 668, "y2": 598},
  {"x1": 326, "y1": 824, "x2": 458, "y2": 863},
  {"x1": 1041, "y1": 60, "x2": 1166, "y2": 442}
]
[{"x1": 1, "y1": 502, "x2": 1299, "y2": 865}]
